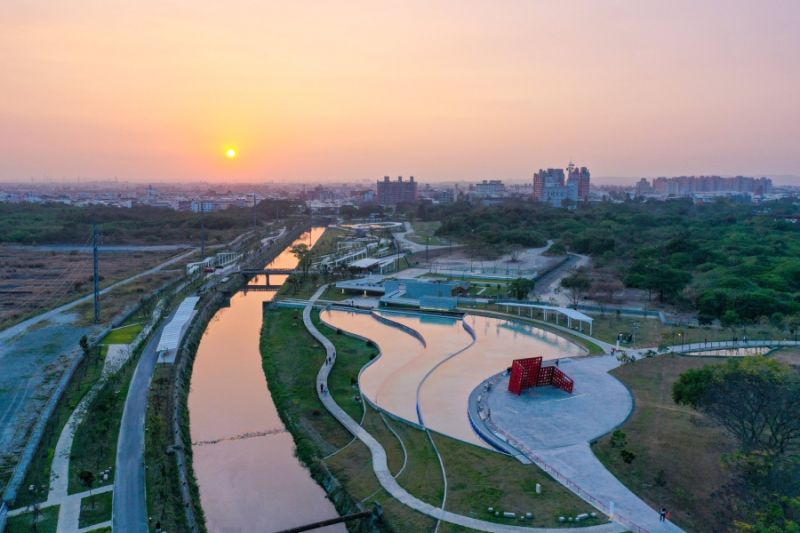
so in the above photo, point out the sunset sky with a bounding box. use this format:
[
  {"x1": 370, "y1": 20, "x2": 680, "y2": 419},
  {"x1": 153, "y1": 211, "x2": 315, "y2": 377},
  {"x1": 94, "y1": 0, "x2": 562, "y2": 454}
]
[{"x1": 2, "y1": 1, "x2": 799, "y2": 183}]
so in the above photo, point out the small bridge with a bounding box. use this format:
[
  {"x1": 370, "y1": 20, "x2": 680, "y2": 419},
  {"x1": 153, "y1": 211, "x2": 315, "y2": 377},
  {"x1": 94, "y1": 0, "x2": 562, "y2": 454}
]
[
  {"x1": 669, "y1": 339, "x2": 800, "y2": 354},
  {"x1": 238, "y1": 267, "x2": 296, "y2": 285}
]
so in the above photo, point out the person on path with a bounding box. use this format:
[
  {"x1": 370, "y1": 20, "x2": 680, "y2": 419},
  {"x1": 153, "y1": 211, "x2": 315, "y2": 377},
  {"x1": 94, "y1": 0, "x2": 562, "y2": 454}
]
[{"x1": 659, "y1": 508, "x2": 666, "y2": 522}]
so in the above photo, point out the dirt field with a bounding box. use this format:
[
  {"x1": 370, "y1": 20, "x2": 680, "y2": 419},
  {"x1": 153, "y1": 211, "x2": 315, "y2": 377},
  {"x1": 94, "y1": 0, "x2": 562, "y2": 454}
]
[{"x1": 0, "y1": 246, "x2": 185, "y2": 329}]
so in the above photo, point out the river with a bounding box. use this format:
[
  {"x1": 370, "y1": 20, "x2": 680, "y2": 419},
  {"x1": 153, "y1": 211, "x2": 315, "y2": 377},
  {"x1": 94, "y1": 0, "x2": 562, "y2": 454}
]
[{"x1": 188, "y1": 227, "x2": 344, "y2": 532}]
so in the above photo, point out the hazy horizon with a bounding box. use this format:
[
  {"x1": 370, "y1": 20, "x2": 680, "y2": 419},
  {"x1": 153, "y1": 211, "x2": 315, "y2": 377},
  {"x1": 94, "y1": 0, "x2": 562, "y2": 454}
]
[{"x1": 3, "y1": 1, "x2": 800, "y2": 183}]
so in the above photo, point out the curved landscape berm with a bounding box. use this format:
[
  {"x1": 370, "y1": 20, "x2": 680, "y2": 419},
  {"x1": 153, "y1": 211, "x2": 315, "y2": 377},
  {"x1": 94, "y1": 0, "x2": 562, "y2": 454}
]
[{"x1": 304, "y1": 285, "x2": 624, "y2": 533}]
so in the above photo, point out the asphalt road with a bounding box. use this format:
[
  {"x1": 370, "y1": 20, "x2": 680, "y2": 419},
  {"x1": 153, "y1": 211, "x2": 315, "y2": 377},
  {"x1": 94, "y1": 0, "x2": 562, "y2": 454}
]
[{"x1": 112, "y1": 304, "x2": 180, "y2": 532}]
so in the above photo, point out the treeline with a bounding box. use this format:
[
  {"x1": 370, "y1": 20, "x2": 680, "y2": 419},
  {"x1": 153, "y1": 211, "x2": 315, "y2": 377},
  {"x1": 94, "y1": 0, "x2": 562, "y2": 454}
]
[
  {"x1": 429, "y1": 198, "x2": 800, "y2": 326},
  {"x1": 0, "y1": 199, "x2": 303, "y2": 245}
]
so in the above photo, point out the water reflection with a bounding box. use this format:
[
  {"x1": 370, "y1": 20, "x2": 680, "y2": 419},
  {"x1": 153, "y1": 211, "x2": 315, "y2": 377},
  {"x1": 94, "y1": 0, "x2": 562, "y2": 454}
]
[
  {"x1": 188, "y1": 227, "x2": 344, "y2": 533},
  {"x1": 322, "y1": 310, "x2": 585, "y2": 447}
]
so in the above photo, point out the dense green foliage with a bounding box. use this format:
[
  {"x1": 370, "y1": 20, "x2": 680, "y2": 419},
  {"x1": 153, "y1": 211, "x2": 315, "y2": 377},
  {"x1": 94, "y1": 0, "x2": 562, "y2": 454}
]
[
  {"x1": 674, "y1": 357, "x2": 800, "y2": 455},
  {"x1": 432, "y1": 198, "x2": 800, "y2": 324},
  {"x1": 0, "y1": 200, "x2": 302, "y2": 244},
  {"x1": 674, "y1": 357, "x2": 800, "y2": 530}
]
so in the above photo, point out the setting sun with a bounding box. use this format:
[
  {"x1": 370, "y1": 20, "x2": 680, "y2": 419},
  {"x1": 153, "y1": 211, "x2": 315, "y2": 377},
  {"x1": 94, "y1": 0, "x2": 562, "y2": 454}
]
[{"x1": 225, "y1": 148, "x2": 237, "y2": 159}]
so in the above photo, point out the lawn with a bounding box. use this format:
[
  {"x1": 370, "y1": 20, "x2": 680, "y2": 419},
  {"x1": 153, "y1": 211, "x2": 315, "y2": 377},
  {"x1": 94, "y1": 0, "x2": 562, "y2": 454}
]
[
  {"x1": 435, "y1": 433, "x2": 605, "y2": 527},
  {"x1": 406, "y1": 221, "x2": 449, "y2": 245},
  {"x1": 5, "y1": 504, "x2": 59, "y2": 533},
  {"x1": 69, "y1": 290, "x2": 180, "y2": 493},
  {"x1": 319, "y1": 308, "x2": 610, "y2": 528},
  {"x1": 264, "y1": 306, "x2": 441, "y2": 530},
  {"x1": 78, "y1": 491, "x2": 113, "y2": 528},
  {"x1": 318, "y1": 285, "x2": 353, "y2": 302},
  {"x1": 592, "y1": 355, "x2": 736, "y2": 532},
  {"x1": 101, "y1": 323, "x2": 144, "y2": 345},
  {"x1": 68, "y1": 344, "x2": 139, "y2": 493},
  {"x1": 587, "y1": 313, "x2": 788, "y2": 349},
  {"x1": 144, "y1": 365, "x2": 191, "y2": 533},
  {"x1": 316, "y1": 316, "x2": 378, "y2": 421}
]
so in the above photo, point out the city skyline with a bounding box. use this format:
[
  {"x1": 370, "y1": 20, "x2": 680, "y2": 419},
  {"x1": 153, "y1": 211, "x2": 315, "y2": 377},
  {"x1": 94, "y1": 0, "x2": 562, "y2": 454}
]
[{"x1": 2, "y1": 1, "x2": 800, "y2": 183}]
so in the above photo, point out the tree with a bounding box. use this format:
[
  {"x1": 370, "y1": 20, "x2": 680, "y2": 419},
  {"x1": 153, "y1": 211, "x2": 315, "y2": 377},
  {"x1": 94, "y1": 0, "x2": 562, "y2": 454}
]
[
  {"x1": 290, "y1": 244, "x2": 312, "y2": 280},
  {"x1": 79, "y1": 470, "x2": 96, "y2": 507},
  {"x1": 673, "y1": 357, "x2": 800, "y2": 455},
  {"x1": 561, "y1": 267, "x2": 591, "y2": 308},
  {"x1": 79, "y1": 335, "x2": 90, "y2": 357},
  {"x1": 509, "y1": 278, "x2": 535, "y2": 300}
]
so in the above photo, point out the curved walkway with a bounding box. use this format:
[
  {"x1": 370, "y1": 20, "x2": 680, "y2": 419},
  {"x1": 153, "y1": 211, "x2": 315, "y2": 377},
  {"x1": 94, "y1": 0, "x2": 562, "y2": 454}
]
[
  {"x1": 473, "y1": 358, "x2": 682, "y2": 533},
  {"x1": 304, "y1": 286, "x2": 623, "y2": 533}
]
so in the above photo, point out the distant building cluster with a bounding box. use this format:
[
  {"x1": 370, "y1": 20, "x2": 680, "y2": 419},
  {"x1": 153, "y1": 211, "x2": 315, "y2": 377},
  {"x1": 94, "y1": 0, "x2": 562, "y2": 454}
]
[
  {"x1": 376, "y1": 176, "x2": 418, "y2": 206},
  {"x1": 635, "y1": 175, "x2": 772, "y2": 197},
  {"x1": 533, "y1": 163, "x2": 591, "y2": 207}
]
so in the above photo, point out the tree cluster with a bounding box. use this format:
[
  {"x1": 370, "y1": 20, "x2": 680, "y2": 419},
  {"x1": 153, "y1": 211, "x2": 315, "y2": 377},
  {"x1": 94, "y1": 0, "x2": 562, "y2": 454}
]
[
  {"x1": 427, "y1": 197, "x2": 800, "y2": 325},
  {"x1": 674, "y1": 357, "x2": 800, "y2": 530}
]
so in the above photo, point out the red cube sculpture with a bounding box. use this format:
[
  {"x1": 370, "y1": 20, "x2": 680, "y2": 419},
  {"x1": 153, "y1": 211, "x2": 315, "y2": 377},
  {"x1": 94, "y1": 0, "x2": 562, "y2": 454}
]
[{"x1": 508, "y1": 357, "x2": 574, "y2": 395}]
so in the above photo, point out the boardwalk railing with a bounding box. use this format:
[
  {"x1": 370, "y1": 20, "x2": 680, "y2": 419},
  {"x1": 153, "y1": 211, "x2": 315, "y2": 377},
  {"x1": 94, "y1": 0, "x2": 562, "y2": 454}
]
[{"x1": 671, "y1": 339, "x2": 800, "y2": 353}]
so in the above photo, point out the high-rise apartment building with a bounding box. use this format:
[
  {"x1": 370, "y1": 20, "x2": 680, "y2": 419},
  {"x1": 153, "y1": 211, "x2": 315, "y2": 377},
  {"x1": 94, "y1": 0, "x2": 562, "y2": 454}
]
[
  {"x1": 533, "y1": 163, "x2": 590, "y2": 207},
  {"x1": 376, "y1": 176, "x2": 418, "y2": 206},
  {"x1": 567, "y1": 163, "x2": 591, "y2": 200},
  {"x1": 646, "y1": 176, "x2": 772, "y2": 197}
]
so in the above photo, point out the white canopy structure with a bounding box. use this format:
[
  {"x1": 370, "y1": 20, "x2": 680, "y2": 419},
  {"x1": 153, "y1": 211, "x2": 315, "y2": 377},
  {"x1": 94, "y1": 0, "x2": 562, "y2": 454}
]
[
  {"x1": 497, "y1": 302, "x2": 594, "y2": 335},
  {"x1": 157, "y1": 296, "x2": 200, "y2": 363}
]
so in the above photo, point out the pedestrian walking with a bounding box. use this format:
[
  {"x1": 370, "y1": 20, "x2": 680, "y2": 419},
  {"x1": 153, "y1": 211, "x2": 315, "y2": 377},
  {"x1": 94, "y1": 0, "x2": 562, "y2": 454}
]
[
  {"x1": 659, "y1": 508, "x2": 666, "y2": 522},
  {"x1": 320, "y1": 383, "x2": 324, "y2": 393}
]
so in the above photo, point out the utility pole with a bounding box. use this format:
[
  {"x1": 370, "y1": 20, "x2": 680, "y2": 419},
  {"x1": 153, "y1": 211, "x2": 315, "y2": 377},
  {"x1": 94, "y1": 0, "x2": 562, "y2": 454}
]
[
  {"x1": 92, "y1": 223, "x2": 100, "y2": 323},
  {"x1": 252, "y1": 193, "x2": 257, "y2": 230},
  {"x1": 199, "y1": 202, "x2": 206, "y2": 258}
]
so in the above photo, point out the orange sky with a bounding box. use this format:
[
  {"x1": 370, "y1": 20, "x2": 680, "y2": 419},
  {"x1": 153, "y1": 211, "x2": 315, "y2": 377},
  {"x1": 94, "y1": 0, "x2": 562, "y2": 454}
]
[{"x1": 2, "y1": 1, "x2": 799, "y2": 183}]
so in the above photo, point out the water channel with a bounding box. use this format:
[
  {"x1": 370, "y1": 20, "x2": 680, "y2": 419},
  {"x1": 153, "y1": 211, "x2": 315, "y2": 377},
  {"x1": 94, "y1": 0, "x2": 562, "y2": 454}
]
[{"x1": 188, "y1": 227, "x2": 344, "y2": 533}]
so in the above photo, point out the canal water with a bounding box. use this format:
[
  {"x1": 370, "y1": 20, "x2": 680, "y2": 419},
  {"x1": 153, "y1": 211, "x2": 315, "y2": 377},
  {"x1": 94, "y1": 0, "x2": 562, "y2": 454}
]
[{"x1": 188, "y1": 227, "x2": 344, "y2": 533}]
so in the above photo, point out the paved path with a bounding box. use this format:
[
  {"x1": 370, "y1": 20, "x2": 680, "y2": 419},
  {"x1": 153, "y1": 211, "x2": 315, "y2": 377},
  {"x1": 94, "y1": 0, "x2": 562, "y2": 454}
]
[
  {"x1": 475, "y1": 356, "x2": 682, "y2": 533},
  {"x1": 534, "y1": 253, "x2": 590, "y2": 306},
  {"x1": 395, "y1": 222, "x2": 458, "y2": 254},
  {"x1": 304, "y1": 286, "x2": 623, "y2": 533},
  {"x1": 112, "y1": 305, "x2": 179, "y2": 533},
  {"x1": 7, "y1": 484, "x2": 114, "y2": 533}
]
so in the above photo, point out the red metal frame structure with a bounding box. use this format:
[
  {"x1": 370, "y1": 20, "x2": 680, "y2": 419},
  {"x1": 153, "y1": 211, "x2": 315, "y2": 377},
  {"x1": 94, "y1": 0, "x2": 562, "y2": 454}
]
[{"x1": 508, "y1": 357, "x2": 574, "y2": 395}]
